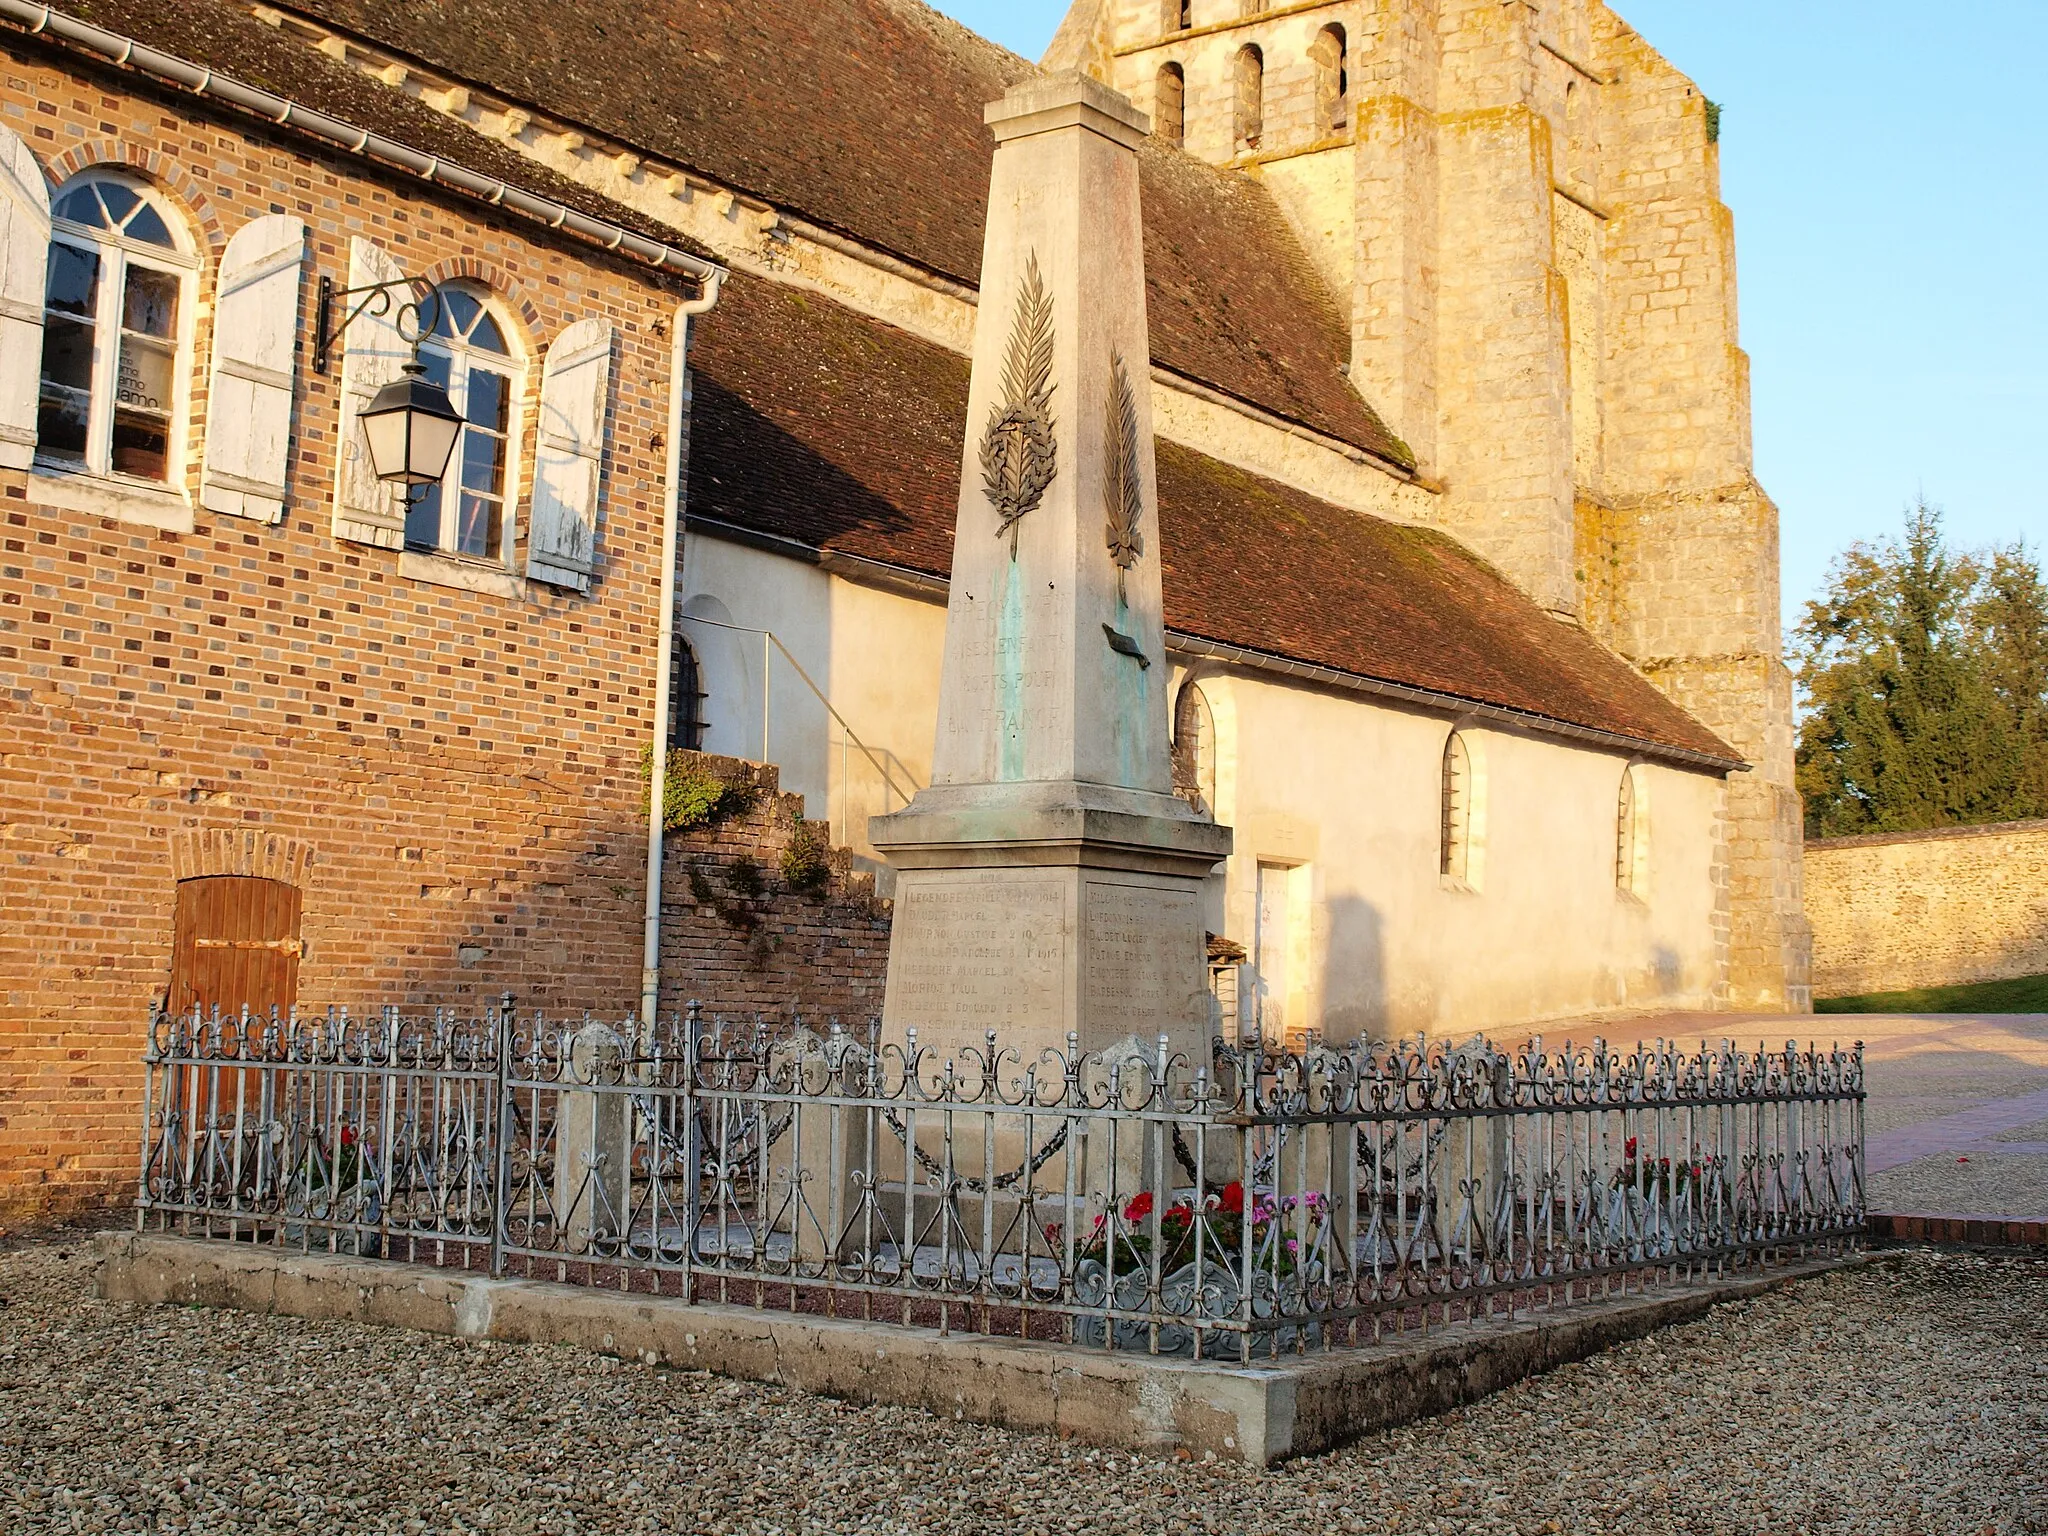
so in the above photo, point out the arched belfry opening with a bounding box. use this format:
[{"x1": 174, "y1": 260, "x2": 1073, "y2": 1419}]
[
  {"x1": 1313, "y1": 25, "x2": 1349, "y2": 137},
  {"x1": 1234, "y1": 45, "x2": 1264, "y2": 154},
  {"x1": 1155, "y1": 62, "x2": 1186, "y2": 149}
]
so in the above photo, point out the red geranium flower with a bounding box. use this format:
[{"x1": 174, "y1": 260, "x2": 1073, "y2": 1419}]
[
  {"x1": 1218, "y1": 1181, "x2": 1245, "y2": 1215},
  {"x1": 1624, "y1": 1137, "x2": 1638, "y2": 1160},
  {"x1": 1123, "y1": 1191, "x2": 1154, "y2": 1223}
]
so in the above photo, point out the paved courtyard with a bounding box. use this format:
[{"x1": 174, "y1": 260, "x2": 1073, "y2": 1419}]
[
  {"x1": 2, "y1": 1240, "x2": 2043, "y2": 1535},
  {"x1": 1576, "y1": 1012, "x2": 2048, "y2": 1220}
]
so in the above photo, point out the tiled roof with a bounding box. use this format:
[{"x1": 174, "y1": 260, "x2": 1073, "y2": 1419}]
[
  {"x1": 689, "y1": 272, "x2": 1738, "y2": 766},
  {"x1": 10, "y1": 0, "x2": 712, "y2": 262},
  {"x1": 265, "y1": 0, "x2": 1409, "y2": 466}
]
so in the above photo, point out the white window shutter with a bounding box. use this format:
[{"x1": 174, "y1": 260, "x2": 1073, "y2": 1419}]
[
  {"x1": 332, "y1": 237, "x2": 411, "y2": 548},
  {"x1": 201, "y1": 215, "x2": 306, "y2": 523},
  {"x1": 0, "y1": 126, "x2": 50, "y2": 472},
  {"x1": 527, "y1": 318, "x2": 614, "y2": 591}
]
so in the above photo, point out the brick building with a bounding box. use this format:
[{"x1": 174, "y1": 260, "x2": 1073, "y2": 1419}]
[{"x1": 1, "y1": 0, "x2": 1805, "y2": 1222}]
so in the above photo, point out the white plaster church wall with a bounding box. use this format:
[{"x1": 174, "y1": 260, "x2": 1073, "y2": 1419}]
[
  {"x1": 682, "y1": 535, "x2": 1727, "y2": 1038},
  {"x1": 1207, "y1": 672, "x2": 1724, "y2": 1039}
]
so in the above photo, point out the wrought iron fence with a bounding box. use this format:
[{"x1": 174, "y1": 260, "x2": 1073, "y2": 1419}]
[{"x1": 138, "y1": 1004, "x2": 1866, "y2": 1362}]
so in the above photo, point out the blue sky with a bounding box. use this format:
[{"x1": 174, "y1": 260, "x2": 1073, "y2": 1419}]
[{"x1": 929, "y1": 1, "x2": 2046, "y2": 629}]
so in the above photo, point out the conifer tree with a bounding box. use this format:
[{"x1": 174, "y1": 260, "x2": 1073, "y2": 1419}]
[{"x1": 1794, "y1": 503, "x2": 2044, "y2": 837}]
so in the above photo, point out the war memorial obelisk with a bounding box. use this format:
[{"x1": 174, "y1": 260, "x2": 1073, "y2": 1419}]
[{"x1": 870, "y1": 72, "x2": 1232, "y2": 1060}]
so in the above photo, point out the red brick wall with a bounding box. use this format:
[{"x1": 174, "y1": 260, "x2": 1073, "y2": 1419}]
[{"x1": 0, "y1": 53, "x2": 671, "y2": 1222}]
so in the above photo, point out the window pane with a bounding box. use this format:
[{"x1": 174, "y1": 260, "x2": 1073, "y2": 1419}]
[
  {"x1": 39, "y1": 315, "x2": 95, "y2": 393},
  {"x1": 433, "y1": 287, "x2": 479, "y2": 338},
  {"x1": 95, "y1": 181, "x2": 140, "y2": 226},
  {"x1": 44, "y1": 244, "x2": 100, "y2": 317},
  {"x1": 468, "y1": 310, "x2": 508, "y2": 355},
  {"x1": 418, "y1": 346, "x2": 453, "y2": 393},
  {"x1": 116, "y1": 335, "x2": 175, "y2": 414},
  {"x1": 124, "y1": 202, "x2": 175, "y2": 249},
  {"x1": 405, "y1": 482, "x2": 444, "y2": 551},
  {"x1": 466, "y1": 368, "x2": 508, "y2": 435},
  {"x1": 460, "y1": 428, "x2": 506, "y2": 497},
  {"x1": 122, "y1": 267, "x2": 179, "y2": 338},
  {"x1": 36, "y1": 387, "x2": 89, "y2": 462},
  {"x1": 51, "y1": 185, "x2": 109, "y2": 227},
  {"x1": 456, "y1": 493, "x2": 502, "y2": 559},
  {"x1": 111, "y1": 407, "x2": 169, "y2": 480}
]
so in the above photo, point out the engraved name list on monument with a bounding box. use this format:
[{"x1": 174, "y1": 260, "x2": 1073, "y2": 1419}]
[
  {"x1": 887, "y1": 875, "x2": 1070, "y2": 1035},
  {"x1": 1082, "y1": 880, "x2": 1201, "y2": 1037}
]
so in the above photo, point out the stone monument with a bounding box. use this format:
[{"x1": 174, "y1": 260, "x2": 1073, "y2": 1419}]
[{"x1": 870, "y1": 72, "x2": 1232, "y2": 1063}]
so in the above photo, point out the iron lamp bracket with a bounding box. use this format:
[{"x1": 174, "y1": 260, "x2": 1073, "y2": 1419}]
[{"x1": 313, "y1": 274, "x2": 445, "y2": 375}]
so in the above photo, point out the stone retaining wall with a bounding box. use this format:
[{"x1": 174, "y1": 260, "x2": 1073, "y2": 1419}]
[{"x1": 1804, "y1": 819, "x2": 2048, "y2": 998}]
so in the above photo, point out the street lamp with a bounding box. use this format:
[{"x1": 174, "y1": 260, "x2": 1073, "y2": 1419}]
[
  {"x1": 358, "y1": 360, "x2": 463, "y2": 487},
  {"x1": 313, "y1": 274, "x2": 464, "y2": 487}
]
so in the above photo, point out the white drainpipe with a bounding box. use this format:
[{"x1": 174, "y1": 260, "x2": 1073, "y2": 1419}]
[{"x1": 642, "y1": 272, "x2": 725, "y2": 1027}]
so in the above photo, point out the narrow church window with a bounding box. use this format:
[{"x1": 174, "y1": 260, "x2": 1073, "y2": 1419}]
[
  {"x1": 1155, "y1": 63, "x2": 1186, "y2": 149},
  {"x1": 405, "y1": 283, "x2": 523, "y2": 564},
  {"x1": 1171, "y1": 676, "x2": 1216, "y2": 813},
  {"x1": 672, "y1": 636, "x2": 708, "y2": 750},
  {"x1": 1242, "y1": 0, "x2": 1269, "y2": 14},
  {"x1": 1616, "y1": 763, "x2": 1648, "y2": 897},
  {"x1": 1234, "y1": 45, "x2": 1264, "y2": 154},
  {"x1": 37, "y1": 172, "x2": 197, "y2": 484},
  {"x1": 1164, "y1": 0, "x2": 1190, "y2": 35},
  {"x1": 1313, "y1": 25, "x2": 1350, "y2": 137},
  {"x1": 1440, "y1": 731, "x2": 1471, "y2": 883}
]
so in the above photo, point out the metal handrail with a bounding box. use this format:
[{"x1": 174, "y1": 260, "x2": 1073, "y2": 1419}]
[{"x1": 680, "y1": 613, "x2": 918, "y2": 814}]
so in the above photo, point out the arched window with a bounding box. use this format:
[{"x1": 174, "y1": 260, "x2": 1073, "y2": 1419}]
[
  {"x1": 404, "y1": 283, "x2": 524, "y2": 562},
  {"x1": 37, "y1": 172, "x2": 197, "y2": 484},
  {"x1": 1155, "y1": 63, "x2": 1187, "y2": 149},
  {"x1": 1171, "y1": 676, "x2": 1216, "y2": 814},
  {"x1": 1440, "y1": 730, "x2": 1482, "y2": 887},
  {"x1": 1616, "y1": 763, "x2": 1649, "y2": 898},
  {"x1": 1313, "y1": 25, "x2": 1350, "y2": 137},
  {"x1": 672, "y1": 635, "x2": 708, "y2": 750},
  {"x1": 1234, "y1": 46, "x2": 1265, "y2": 154},
  {"x1": 1164, "y1": 0, "x2": 1190, "y2": 34}
]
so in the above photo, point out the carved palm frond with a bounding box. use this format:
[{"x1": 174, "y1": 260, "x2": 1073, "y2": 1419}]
[
  {"x1": 980, "y1": 252, "x2": 1059, "y2": 558},
  {"x1": 1001, "y1": 254, "x2": 1057, "y2": 412},
  {"x1": 1102, "y1": 350, "x2": 1144, "y2": 603}
]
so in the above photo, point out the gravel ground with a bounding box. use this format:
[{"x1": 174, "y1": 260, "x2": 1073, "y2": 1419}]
[{"x1": 2, "y1": 1241, "x2": 2043, "y2": 1536}]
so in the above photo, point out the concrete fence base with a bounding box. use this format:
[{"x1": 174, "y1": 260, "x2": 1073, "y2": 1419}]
[{"x1": 95, "y1": 1233, "x2": 1856, "y2": 1465}]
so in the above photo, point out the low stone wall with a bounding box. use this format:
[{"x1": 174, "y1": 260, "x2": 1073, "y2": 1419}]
[
  {"x1": 1804, "y1": 819, "x2": 2048, "y2": 998},
  {"x1": 657, "y1": 752, "x2": 892, "y2": 1023},
  {"x1": 94, "y1": 1233, "x2": 1856, "y2": 1464}
]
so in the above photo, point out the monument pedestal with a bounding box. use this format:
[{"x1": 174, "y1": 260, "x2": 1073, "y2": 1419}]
[{"x1": 873, "y1": 782, "x2": 1230, "y2": 1061}]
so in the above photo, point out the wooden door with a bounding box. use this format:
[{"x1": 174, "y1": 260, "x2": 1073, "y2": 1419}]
[{"x1": 168, "y1": 876, "x2": 303, "y2": 1018}]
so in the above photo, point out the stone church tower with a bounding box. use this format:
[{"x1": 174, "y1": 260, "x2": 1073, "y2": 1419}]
[{"x1": 1049, "y1": 0, "x2": 1811, "y2": 1008}]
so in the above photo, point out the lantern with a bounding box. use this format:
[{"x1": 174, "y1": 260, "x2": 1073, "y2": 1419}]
[{"x1": 358, "y1": 360, "x2": 463, "y2": 487}]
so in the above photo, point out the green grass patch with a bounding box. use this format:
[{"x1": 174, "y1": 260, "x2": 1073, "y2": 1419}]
[{"x1": 1815, "y1": 972, "x2": 2048, "y2": 1014}]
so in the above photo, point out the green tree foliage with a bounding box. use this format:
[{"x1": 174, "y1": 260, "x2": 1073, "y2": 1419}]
[{"x1": 1794, "y1": 503, "x2": 2048, "y2": 837}]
